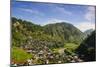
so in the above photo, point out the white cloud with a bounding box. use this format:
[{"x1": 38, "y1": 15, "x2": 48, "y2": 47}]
[
  {"x1": 47, "y1": 4, "x2": 72, "y2": 16},
  {"x1": 76, "y1": 6, "x2": 96, "y2": 32},
  {"x1": 75, "y1": 22, "x2": 95, "y2": 32},
  {"x1": 21, "y1": 8, "x2": 35, "y2": 13},
  {"x1": 18, "y1": 8, "x2": 44, "y2": 16},
  {"x1": 54, "y1": 6, "x2": 72, "y2": 15},
  {"x1": 85, "y1": 6, "x2": 95, "y2": 21}
]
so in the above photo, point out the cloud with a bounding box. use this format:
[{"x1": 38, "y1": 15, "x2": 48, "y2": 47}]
[
  {"x1": 46, "y1": 4, "x2": 72, "y2": 16},
  {"x1": 18, "y1": 8, "x2": 44, "y2": 16},
  {"x1": 85, "y1": 6, "x2": 95, "y2": 21},
  {"x1": 76, "y1": 6, "x2": 96, "y2": 32},
  {"x1": 54, "y1": 6, "x2": 72, "y2": 15},
  {"x1": 75, "y1": 22, "x2": 95, "y2": 32}
]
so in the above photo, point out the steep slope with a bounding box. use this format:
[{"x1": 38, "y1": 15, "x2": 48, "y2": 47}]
[
  {"x1": 12, "y1": 17, "x2": 64, "y2": 48},
  {"x1": 12, "y1": 18, "x2": 85, "y2": 48},
  {"x1": 11, "y1": 17, "x2": 88, "y2": 65},
  {"x1": 44, "y1": 22, "x2": 85, "y2": 44},
  {"x1": 76, "y1": 31, "x2": 96, "y2": 61}
]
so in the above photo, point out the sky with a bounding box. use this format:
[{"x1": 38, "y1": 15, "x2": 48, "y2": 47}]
[{"x1": 11, "y1": 0, "x2": 96, "y2": 32}]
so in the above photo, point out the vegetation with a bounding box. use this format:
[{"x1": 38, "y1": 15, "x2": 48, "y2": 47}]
[
  {"x1": 76, "y1": 31, "x2": 96, "y2": 61},
  {"x1": 11, "y1": 47, "x2": 33, "y2": 64},
  {"x1": 11, "y1": 17, "x2": 96, "y2": 66}
]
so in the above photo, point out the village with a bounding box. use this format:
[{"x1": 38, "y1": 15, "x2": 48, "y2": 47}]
[{"x1": 12, "y1": 37, "x2": 83, "y2": 66}]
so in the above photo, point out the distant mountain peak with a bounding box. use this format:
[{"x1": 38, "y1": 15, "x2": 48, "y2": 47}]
[{"x1": 84, "y1": 29, "x2": 94, "y2": 36}]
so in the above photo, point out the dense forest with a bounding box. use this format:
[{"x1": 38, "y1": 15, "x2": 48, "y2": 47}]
[{"x1": 11, "y1": 17, "x2": 96, "y2": 66}]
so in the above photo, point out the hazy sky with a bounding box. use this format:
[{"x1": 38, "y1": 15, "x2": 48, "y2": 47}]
[{"x1": 11, "y1": 0, "x2": 95, "y2": 32}]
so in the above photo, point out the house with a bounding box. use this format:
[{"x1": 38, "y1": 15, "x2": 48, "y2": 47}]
[{"x1": 38, "y1": 50, "x2": 44, "y2": 58}]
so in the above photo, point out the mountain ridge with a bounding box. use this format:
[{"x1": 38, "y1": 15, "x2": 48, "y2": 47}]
[{"x1": 12, "y1": 17, "x2": 85, "y2": 45}]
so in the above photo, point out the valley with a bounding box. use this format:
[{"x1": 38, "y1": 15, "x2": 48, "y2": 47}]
[{"x1": 11, "y1": 17, "x2": 95, "y2": 66}]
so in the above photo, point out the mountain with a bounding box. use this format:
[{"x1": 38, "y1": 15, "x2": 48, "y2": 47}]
[
  {"x1": 12, "y1": 17, "x2": 85, "y2": 47},
  {"x1": 44, "y1": 22, "x2": 85, "y2": 44},
  {"x1": 76, "y1": 31, "x2": 96, "y2": 61},
  {"x1": 11, "y1": 17, "x2": 87, "y2": 65},
  {"x1": 84, "y1": 29, "x2": 94, "y2": 36}
]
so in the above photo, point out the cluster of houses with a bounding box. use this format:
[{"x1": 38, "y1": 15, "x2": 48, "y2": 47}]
[
  {"x1": 12, "y1": 37, "x2": 83, "y2": 66},
  {"x1": 22, "y1": 44, "x2": 83, "y2": 65}
]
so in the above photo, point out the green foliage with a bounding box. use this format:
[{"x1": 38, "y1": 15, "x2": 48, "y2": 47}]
[
  {"x1": 44, "y1": 22, "x2": 84, "y2": 44},
  {"x1": 52, "y1": 43, "x2": 79, "y2": 55},
  {"x1": 11, "y1": 47, "x2": 33, "y2": 63},
  {"x1": 64, "y1": 49, "x2": 73, "y2": 55},
  {"x1": 76, "y1": 31, "x2": 96, "y2": 61},
  {"x1": 64, "y1": 43, "x2": 79, "y2": 52},
  {"x1": 11, "y1": 17, "x2": 95, "y2": 65},
  {"x1": 12, "y1": 18, "x2": 84, "y2": 48}
]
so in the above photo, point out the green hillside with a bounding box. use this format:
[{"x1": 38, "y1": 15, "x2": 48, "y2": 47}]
[
  {"x1": 11, "y1": 17, "x2": 95, "y2": 66},
  {"x1": 76, "y1": 31, "x2": 96, "y2": 61},
  {"x1": 44, "y1": 22, "x2": 84, "y2": 44}
]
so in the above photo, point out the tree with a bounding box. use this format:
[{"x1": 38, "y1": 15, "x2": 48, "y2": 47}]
[{"x1": 76, "y1": 31, "x2": 96, "y2": 61}]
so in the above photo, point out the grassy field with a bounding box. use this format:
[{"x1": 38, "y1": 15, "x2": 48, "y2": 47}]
[
  {"x1": 52, "y1": 43, "x2": 79, "y2": 54},
  {"x1": 64, "y1": 43, "x2": 79, "y2": 51},
  {"x1": 11, "y1": 47, "x2": 33, "y2": 64}
]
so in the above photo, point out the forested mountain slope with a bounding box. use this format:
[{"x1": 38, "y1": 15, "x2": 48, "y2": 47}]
[
  {"x1": 76, "y1": 31, "x2": 96, "y2": 61},
  {"x1": 11, "y1": 17, "x2": 95, "y2": 66}
]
